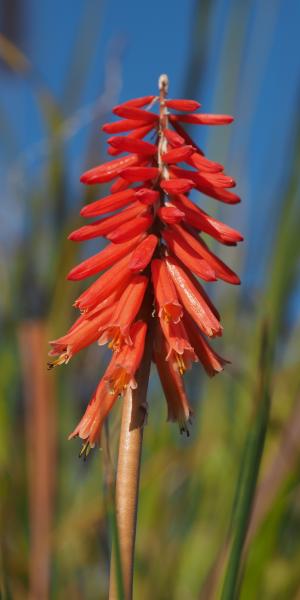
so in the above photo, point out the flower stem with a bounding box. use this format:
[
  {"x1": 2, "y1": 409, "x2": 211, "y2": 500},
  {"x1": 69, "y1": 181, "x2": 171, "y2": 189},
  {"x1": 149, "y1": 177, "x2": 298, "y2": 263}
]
[{"x1": 109, "y1": 333, "x2": 152, "y2": 600}]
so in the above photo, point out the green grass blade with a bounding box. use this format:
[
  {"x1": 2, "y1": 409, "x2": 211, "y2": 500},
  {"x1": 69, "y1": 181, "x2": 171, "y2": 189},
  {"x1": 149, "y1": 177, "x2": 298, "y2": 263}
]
[
  {"x1": 221, "y1": 325, "x2": 272, "y2": 600},
  {"x1": 62, "y1": 1, "x2": 105, "y2": 113},
  {"x1": 182, "y1": 0, "x2": 213, "y2": 99}
]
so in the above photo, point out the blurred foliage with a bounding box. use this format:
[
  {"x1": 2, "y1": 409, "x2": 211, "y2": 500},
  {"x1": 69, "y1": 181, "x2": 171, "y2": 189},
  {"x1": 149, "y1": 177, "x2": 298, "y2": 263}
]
[{"x1": 1, "y1": 0, "x2": 300, "y2": 599}]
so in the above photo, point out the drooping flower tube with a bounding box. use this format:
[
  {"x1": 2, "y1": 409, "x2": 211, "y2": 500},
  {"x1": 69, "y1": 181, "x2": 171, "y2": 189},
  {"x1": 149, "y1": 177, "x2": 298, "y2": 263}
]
[{"x1": 48, "y1": 74, "x2": 243, "y2": 456}]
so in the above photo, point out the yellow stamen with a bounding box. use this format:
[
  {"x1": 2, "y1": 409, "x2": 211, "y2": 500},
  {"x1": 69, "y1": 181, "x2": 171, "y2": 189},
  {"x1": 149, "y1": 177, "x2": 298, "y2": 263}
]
[
  {"x1": 109, "y1": 368, "x2": 130, "y2": 396},
  {"x1": 176, "y1": 354, "x2": 186, "y2": 376},
  {"x1": 47, "y1": 352, "x2": 69, "y2": 370},
  {"x1": 180, "y1": 424, "x2": 190, "y2": 437},
  {"x1": 163, "y1": 307, "x2": 172, "y2": 323},
  {"x1": 79, "y1": 440, "x2": 92, "y2": 460},
  {"x1": 108, "y1": 330, "x2": 122, "y2": 351}
]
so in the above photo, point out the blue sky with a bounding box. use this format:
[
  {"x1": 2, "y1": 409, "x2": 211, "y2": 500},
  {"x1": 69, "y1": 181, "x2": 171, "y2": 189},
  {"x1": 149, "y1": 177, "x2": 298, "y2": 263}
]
[{"x1": 27, "y1": 0, "x2": 195, "y2": 100}]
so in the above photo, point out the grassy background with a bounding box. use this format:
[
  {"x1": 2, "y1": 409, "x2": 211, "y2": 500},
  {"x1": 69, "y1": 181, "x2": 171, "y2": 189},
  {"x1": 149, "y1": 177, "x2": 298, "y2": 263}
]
[{"x1": 1, "y1": 1, "x2": 300, "y2": 598}]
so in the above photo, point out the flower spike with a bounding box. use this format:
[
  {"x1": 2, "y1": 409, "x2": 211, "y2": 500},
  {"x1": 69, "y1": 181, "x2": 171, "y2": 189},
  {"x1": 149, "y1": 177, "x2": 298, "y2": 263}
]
[{"x1": 49, "y1": 74, "x2": 242, "y2": 451}]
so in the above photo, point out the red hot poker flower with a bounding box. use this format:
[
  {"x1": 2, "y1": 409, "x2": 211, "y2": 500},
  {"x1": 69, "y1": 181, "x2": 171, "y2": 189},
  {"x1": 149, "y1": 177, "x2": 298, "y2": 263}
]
[{"x1": 49, "y1": 74, "x2": 243, "y2": 456}]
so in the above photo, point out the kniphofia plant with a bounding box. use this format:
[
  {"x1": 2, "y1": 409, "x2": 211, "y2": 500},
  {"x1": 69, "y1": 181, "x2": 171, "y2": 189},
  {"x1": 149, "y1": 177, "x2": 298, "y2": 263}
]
[{"x1": 48, "y1": 74, "x2": 242, "y2": 599}]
